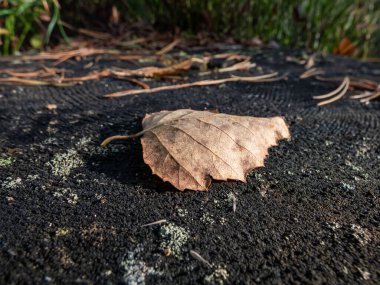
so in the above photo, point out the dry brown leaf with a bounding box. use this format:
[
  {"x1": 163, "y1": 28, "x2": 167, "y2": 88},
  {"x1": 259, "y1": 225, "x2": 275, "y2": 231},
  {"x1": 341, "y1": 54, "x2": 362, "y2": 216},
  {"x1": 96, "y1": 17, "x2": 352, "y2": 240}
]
[
  {"x1": 333, "y1": 37, "x2": 356, "y2": 56},
  {"x1": 101, "y1": 109, "x2": 290, "y2": 191},
  {"x1": 46, "y1": 104, "x2": 57, "y2": 110}
]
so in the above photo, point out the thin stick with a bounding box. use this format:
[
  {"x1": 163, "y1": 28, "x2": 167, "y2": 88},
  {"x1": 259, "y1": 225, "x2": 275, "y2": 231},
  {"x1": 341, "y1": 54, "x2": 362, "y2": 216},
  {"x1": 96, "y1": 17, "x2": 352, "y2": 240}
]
[
  {"x1": 317, "y1": 77, "x2": 350, "y2": 106},
  {"x1": 190, "y1": 250, "x2": 212, "y2": 268},
  {"x1": 141, "y1": 219, "x2": 167, "y2": 227},
  {"x1": 313, "y1": 77, "x2": 348, "y2": 99},
  {"x1": 104, "y1": 72, "x2": 280, "y2": 98}
]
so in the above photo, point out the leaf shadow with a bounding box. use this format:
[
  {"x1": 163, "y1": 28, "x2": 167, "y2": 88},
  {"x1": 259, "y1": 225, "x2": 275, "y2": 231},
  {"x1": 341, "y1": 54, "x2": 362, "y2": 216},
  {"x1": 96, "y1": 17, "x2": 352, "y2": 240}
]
[{"x1": 85, "y1": 127, "x2": 177, "y2": 192}]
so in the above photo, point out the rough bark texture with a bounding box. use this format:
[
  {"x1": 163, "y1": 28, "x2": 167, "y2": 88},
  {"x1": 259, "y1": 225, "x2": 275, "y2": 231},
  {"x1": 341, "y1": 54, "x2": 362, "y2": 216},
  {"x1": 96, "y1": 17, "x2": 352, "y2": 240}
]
[
  {"x1": 140, "y1": 109, "x2": 290, "y2": 190},
  {"x1": 0, "y1": 49, "x2": 379, "y2": 285}
]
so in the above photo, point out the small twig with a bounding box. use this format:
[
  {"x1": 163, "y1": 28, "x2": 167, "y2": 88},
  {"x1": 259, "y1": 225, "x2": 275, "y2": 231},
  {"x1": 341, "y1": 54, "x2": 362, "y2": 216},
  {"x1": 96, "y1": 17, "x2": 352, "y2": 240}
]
[
  {"x1": 104, "y1": 72, "x2": 281, "y2": 98},
  {"x1": 190, "y1": 250, "x2": 212, "y2": 268},
  {"x1": 141, "y1": 219, "x2": 167, "y2": 227}
]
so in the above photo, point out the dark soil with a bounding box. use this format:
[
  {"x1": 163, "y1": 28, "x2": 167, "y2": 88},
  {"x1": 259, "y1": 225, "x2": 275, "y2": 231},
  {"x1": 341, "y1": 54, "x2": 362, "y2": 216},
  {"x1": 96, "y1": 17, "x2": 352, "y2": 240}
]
[{"x1": 0, "y1": 49, "x2": 379, "y2": 285}]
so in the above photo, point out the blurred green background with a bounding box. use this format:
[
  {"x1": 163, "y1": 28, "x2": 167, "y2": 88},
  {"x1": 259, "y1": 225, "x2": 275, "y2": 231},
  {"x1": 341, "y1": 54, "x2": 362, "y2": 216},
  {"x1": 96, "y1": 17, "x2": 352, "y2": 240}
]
[{"x1": 0, "y1": 0, "x2": 379, "y2": 57}]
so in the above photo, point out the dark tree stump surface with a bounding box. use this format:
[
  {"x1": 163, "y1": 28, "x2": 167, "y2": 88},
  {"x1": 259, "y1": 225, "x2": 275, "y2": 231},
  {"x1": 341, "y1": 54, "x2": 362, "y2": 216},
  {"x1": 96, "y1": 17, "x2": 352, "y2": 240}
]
[{"x1": 0, "y1": 49, "x2": 379, "y2": 285}]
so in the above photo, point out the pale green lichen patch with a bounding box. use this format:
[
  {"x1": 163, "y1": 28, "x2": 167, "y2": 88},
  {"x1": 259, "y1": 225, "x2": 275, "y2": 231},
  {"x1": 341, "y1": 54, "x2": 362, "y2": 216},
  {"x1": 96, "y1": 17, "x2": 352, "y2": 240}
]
[
  {"x1": 53, "y1": 188, "x2": 79, "y2": 205},
  {"x1": 358, "y1": 268, "x2": 371, "y2": 280},
  {"x1": 351, "y1": 224, "x2": 371, "y2": 245},
  {"x1": 355, "y1": 138, "x2": 371, "y2": 158},
  {"x1": 201, "y1": 213, "x2": 215, "y2": 225},
  {"x1": 48, "y1": 149, "x2": 84, "y2": 177},
  {"x1": 56, "y1": 227, "x2": 71, "y2": 237},
  {"x1": 0, "y1": 157, "x2": 14, "y2": 167},
  {"x1": 253, "y1": 172, "x2": 266, "y2": 182},
  {"x1": 121, "y1": 245, "x2": 162, "y2": 285},
  {"x1": 177, "y1": 208, "x2": 188, "y2": 217},
  {"x1": 345, "y1": 160, "x2": 364, "y2": 172},
  {"x1": 2, "y1": 177, "x2": 22, "y2": 189},
  {"x1": 341, "y1": 182, "x2": 355, "y2": 191},
  {"x1": 26, "y1": 174, "x2": 39, "y2": 181},
  {"x1": 76, "y1": 135, "x2": 123, "y2": 155},
  {"x1": 204, "y1": 266, "x2": 229, "y2": 284},
  {"x1": 160, "y1": 223, "x2": 189, "y2": 259}
]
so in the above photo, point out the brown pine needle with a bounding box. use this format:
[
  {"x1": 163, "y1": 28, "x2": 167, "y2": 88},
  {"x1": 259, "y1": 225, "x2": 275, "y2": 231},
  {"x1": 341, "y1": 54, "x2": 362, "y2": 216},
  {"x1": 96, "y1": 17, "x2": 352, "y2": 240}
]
[
  {"x1": 350, "y1": 91, "x2": 374, "y2": 99},
  {"x1": 313, "y1": 77, "x2": 349, "y2": 99},
  {"x1": 218, "y1": 59, "x2": 256, "y2": 73},
  {"x1": 109, "y1": 59, "x2": 193, "y2": 78},
  {"x1": 121, "y1": 78, "x2": 150, "y2": 89},
  {"x1": 316, "y1": 76, "x2": 378, "y2": 91},
  {"x1": 316, "y1": 77, "x2": 350, "y2": 106},
  {"x1": 0, "y1": 77, "x2": 74, "y2": 87},
  {"x1": 104, "y1": 72, "x2": 281, "y2": 98},
  {"x1": 360, "y1": 91, "x2": 380, "y2": 103},
  {"x1": 156, "y1": 38, "x2": 181, "y2": 55},
  {"x1": 299, "y1": 68, "x2": 324, "y2": 79},
  {"x1": 0, "y1": 67, "x2": 66, "y2": 78},
  {"x1": 110, "y1": 54, "x2": 158, "y2": 61}
]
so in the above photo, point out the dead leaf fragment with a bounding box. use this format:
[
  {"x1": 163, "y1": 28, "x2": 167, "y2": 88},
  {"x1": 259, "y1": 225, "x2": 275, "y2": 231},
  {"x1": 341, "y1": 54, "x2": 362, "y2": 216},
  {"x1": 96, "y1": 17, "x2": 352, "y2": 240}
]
[
  {"x1": 101, "y1": 109, "x2": 290, "y2": 191},
  {"x1": 47, "y1": 104, "x2": 57, "y2": 110}
]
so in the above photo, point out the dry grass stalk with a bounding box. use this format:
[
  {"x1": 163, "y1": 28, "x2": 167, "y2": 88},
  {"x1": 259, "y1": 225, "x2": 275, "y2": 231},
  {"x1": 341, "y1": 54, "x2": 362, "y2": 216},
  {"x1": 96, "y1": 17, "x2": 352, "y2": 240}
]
[{"x1": 104, "y1": 72, "x2": 282, "y2": 98}]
